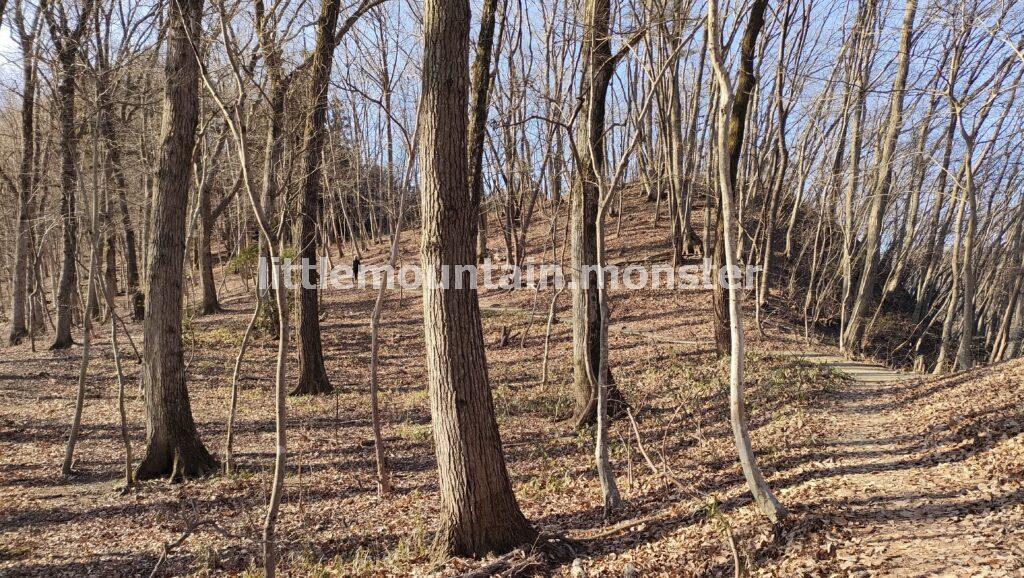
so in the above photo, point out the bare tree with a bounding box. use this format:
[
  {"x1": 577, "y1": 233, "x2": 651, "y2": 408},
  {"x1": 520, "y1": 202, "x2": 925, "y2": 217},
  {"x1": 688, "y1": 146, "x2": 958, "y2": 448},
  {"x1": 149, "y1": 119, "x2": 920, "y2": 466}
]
[
  {"x1": 844, "y1": 0, "x2": 918, "y2": 352},
  {"x1": 569, "y1": 0, "x2": 630, "y2": 427},
  {"x1": 707, "y1": 0, "x2": 786, "y2": 524},
  {"x1": 418, "y1": 0, "x2": 537, "y2": 556},
  {"x1": 135, "y1": 0, "x2": 217, "y2": 481},
  {"x1": 44, "y1": 0, "x2": 96, "y2": 349},
  {"x1": 6, "y1": 0, "x2": 41, "y2": 345}
]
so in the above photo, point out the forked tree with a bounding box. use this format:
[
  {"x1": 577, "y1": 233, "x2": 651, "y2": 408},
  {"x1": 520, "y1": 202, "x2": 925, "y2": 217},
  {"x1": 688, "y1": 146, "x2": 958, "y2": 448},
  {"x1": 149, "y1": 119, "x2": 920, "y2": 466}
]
[{"x1": 44, "y1": 0, "x2": 95, "y2": 349}]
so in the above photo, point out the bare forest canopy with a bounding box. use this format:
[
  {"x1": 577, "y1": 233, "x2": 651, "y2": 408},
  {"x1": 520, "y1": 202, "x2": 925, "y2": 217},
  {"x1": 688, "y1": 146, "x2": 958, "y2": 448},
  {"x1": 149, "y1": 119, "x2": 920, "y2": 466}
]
[{"x1": 1, "y1": 0, "x2": 1023, "y2": 575}]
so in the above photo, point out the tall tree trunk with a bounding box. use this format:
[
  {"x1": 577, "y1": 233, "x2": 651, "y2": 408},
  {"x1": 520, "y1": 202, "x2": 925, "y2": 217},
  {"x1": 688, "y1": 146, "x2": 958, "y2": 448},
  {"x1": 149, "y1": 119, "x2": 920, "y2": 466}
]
[
  {"x1": 49, "y1": 23, "x2": 85, "y2": 350},
  {"x1": 467, "y1": 0, "x2": 502, "y2": 264},
  {"x1": 711, "y1": 0, "x2": 766, "y2": 358},
  {"x1": 7, "y1": 5, "x2": 37, "y2": 345},
  {"x1": 95, "y1": 58, "x2": 141, "y2": 296},
  {"x1": 955, "y1": 136, "x2": 978, "y2": 370},
  {"x1": 292, "y1": 0, "x2": 342, "y2": 396},
  {"x1": 197, "y1": 178, "x2": 223, "y2": 315},
  {"x1": 419, "y1": 0, "x2": 536, "y2": 556},
  {"x1": 935, "y1": 190, "x2": 965, "y2": 374},
  {"x1": 135, "y1": 0, "x2": 217, "y2": 481},
  {"x1": 757, "y1": 5, "x2": 793, "y2": 311},
  {"x1": 838, "y1": 0, "x2": 876, "y2": 352},
  {"x1": 570, "y1": 0, "x2": 625, "y2": 426}
]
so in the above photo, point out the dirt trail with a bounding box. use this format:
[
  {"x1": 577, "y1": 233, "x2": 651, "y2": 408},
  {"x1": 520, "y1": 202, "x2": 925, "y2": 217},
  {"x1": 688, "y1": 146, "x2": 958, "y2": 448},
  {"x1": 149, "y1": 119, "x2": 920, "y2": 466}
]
[{"x1": 788, "y1": 352, "x2": 1023, "y2": 576}]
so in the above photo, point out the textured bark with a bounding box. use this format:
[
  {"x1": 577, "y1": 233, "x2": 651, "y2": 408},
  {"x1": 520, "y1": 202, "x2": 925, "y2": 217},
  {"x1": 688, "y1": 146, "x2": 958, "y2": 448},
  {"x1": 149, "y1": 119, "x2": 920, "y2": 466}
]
[
  {"x1": 135, "y1": 0, "x2": 217, "y2": 481},
  {"x1": 7, "y1": 6, "x2": 37, "y2": 345},
  {"x1": 467, "y1": 0, "x2": 501, "y2": 264},
  {"x1": 570, "y1": 0, "x2": 625, "y2": 426},
  {"x1": 47, "y1": 5, "x2": 92, "y2": 349},
  {"x1": 291, "y1": 0, "x2": 339, "y2": 396},
  {"x1": 419, "y1": 0, "x2": 536, "y2": 556},
  {"x1": 711, "y1": 0, "x2": 766, "y2": 358}
]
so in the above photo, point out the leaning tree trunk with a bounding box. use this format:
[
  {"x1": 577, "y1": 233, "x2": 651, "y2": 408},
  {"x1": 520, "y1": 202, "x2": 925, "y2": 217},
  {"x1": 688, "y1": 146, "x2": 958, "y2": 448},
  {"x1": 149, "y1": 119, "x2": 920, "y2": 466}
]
[
  {"x1": 135, "y1": 0, "x2": 217, "y2": 481},
  {"x1": 708, "y1": 0, "x2": 786, "y2": 524},
  {"x1": 418, "y1": 0, "x2": 536, "y2": 557},
  {"x1": 291, "y1": 0, "x2": 340, "y2": 396},
  {"x1": 844, "y1": 0, "x2": 917, "y2": 353},
  {"x1": 467, "y1": 0, "x2": 501, "y2": 264}
]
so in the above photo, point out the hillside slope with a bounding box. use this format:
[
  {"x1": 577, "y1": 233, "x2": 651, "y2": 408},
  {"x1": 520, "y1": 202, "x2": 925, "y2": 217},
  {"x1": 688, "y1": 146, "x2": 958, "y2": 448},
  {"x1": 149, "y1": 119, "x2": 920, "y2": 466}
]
[{"x1": 0, "y1": 197, "x2": 1021, "y2": 576}]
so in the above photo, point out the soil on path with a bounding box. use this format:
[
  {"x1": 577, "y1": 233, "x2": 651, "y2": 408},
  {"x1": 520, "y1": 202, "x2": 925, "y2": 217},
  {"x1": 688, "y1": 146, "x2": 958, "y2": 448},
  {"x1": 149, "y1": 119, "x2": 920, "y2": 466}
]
[{"x1": 785, "y1": 352, "x2": 1024, "y2": 577}]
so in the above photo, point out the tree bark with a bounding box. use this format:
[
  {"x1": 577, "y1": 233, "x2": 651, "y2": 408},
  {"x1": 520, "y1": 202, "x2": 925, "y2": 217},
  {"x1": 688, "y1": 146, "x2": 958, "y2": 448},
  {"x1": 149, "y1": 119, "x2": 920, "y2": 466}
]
[
  {"x1": 419, "y1": 0, "x2": 536, "y2": 556},
  {"x1": 844, "y1": 0, "x2": 917, "y2": 352},
  {"x1": 7, "y1": 3, "x2": 37, "y2": 345},
  {"x1": 467, "y1": 0, "x2": 502, "y2": 264},
  {"x1": 135, "y1": 0, "x2": 217, "y2": 481},
  {"x1": 197, "y1": 177, "x2": 223, "y2": 315},
  {"x1": 570, "y1": 0, "x2": 625, "y2": 426},
  {"x1": 46, "y1": 1, "x2": 94, "y2": 349},
  {"x1": 708, "y1": 0, "x2": 786, "y2": 524},
  {"x1": 291, "y1": 0, "x2": 340, "y2": 396},
  {"x1": 711, "y1": 0, "x2": 766, "y2": 358}
]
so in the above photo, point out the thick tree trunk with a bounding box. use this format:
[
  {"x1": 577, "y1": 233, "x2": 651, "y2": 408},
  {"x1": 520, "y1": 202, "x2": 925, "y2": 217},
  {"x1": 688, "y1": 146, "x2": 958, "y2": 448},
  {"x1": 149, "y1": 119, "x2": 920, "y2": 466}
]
[
  {"x1": 419, "y1": 0, "x2": 536, "y2": 556},
  {"x1": 291, "y1": 0, "x2": 339, "y2": 396},
  {"x1": 135, "y1": 0, "x2": 217, "y2": 481},
  {"x1": 50, "y1": 45, "x2": 81, "y2": 350}
]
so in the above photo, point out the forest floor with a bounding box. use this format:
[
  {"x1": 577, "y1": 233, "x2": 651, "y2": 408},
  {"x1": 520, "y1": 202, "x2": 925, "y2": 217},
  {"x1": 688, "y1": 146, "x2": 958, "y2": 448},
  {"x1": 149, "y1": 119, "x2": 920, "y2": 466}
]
[
  {"x1": 1, "y1": 196, "x2": 1023, "y2": 576},
  {"x1": 782, "y1": 352, "x2": 1024, "y2": 576}
]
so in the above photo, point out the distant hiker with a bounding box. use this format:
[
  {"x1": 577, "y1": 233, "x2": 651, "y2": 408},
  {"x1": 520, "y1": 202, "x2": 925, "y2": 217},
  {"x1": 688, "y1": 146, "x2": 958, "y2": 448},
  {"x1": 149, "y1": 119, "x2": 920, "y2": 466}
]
[{"x1": 353, "y1": 258, "x2": 361, "y2": 283}]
